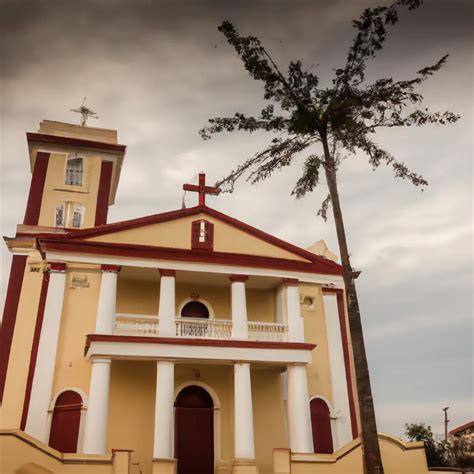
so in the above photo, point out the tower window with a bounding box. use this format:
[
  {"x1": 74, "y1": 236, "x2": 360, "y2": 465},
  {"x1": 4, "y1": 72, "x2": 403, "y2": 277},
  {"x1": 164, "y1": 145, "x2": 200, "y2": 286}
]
[
  {"x1": 55, "y1": 204, "x2": 66, "y2": 227},
  {"x1": 65, "y1": 155, "x2": 83, "y2": 186},
  {"x1": 54, "y1": 202, "x2": 85, "y2": 228},
  {"x1": 191, "y1": 219, "x2": 214, "y2": 251}
]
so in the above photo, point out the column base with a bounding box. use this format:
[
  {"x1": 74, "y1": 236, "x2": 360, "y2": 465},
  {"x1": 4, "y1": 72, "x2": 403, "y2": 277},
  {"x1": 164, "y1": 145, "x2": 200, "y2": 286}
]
[
  {"x1": 152, "y1": 457, "x2": 177, "y2": 474},
  {"x1": 231, "y1": 458, "x2": 259, "y2": 474}
]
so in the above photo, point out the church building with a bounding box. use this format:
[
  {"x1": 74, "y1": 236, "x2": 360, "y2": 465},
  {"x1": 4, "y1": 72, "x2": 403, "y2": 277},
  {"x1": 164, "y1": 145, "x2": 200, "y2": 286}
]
[{"x1": 0, "y1": 120, "x2": 431, "y2": 474}]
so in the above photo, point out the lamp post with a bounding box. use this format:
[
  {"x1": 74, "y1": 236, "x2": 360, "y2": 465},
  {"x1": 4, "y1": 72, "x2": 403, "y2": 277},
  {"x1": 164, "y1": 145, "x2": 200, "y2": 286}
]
[{"x1": 442, "y1": 406, "x2": 450, "y2": 443}]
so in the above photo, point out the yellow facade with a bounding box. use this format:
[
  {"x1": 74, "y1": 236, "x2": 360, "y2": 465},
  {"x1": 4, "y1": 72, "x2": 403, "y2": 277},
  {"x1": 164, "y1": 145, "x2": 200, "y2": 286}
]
[{"x1": 0, "y1": 120, "x2": 429, "y2": 474}]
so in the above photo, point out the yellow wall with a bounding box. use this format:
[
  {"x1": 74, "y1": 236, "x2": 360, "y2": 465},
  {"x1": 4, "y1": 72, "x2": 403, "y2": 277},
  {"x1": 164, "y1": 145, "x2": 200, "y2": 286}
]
[
  {"x1": 38, "y1": 152, "x2": 103, "y2": 228},
  {"x1": 88, "y1": 213, "x2": 309, "y2": 262},
  {"x1": 1, "y1": 257, "x2": 44, "y2": 428},
  {"x1": 52, "y1": 268, "x2": 102, "y2": 396}
]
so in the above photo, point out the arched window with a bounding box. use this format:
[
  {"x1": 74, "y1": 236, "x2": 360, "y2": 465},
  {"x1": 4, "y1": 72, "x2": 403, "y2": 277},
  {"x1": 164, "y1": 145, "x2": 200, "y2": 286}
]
[
  {"x1": 181, "y1": 301, "x2": 209, "y2": 319},
  {"x1": 49, "y1": 390, "x2": 83, "y2": 453},
  {"x1": 65, "y1": 156, "x2": 83, "y2": 186},
  {"x1": 310, "y1": 398, "x2": 334, "y2": 454}
]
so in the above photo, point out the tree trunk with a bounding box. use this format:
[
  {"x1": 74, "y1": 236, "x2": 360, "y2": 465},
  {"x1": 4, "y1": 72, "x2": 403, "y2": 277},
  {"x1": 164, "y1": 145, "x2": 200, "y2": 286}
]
[{"x1": 321, "y1": 132, "x2": 384, "y2": 474}]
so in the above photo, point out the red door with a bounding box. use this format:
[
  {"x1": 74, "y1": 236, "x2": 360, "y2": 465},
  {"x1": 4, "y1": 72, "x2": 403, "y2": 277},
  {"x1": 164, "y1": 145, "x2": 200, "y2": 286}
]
[
  {"x1": 175, "y1": 385, "x2": 214, "y2": 474},
  {"x1": 49, "y1": 391, "x2": 82, "y2": 453},
  {"x1": 311, "y1": 398, "x2": 334, "y2": 454}
]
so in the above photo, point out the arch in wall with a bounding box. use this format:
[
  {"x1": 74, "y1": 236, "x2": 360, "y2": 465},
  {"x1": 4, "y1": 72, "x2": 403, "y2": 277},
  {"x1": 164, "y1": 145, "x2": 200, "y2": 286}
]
[
  {"x1": 174, "y1": 385, "x2": 214, "y2": 474},
  {"x1": 178, "y1": 297, "x2": 215, "y2": 319},
  {"x1": 180, "y1": 300, "x2": 210, "y2": 319},
  {"x1": 310, "y1": 396, "x2": 334, "y2": 454},
  {"x1": 48, "y1": 390, "x2": 83, "y2": 453}
]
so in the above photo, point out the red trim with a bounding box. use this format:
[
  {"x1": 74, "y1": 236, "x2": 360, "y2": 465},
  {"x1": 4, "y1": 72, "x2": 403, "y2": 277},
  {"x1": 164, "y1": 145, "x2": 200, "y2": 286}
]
[
  {"x1": 23, "y1": 152, "x2": 50, "y2": 225},
  {"x1": 0, "y1": 255, "x2": 28, "y2": 403},
  {"x1": 335, "y1": 291, "x2": 358, "y2": 439},
  {"x1": 322, "y1": 287, "x2": 342, "y2": 294},
  {"x1": 86, "y1": 334, "x2": 316, "y2": 353},
  {"x1": 95, "y1": 161, "x2": 113, "y2": 226},
  {"x1": 229, "y1": 274, "x2": 248, "y2": 282},
  {"x1": 101, "y1": 264, "x2": 121, "y2": 273},
  {"x1": 159, "y1": 269, "x2": 176, "y2": 277},
  {"x1": 449, "y1": 421, "x2": 474, "y2": 435},
  {"x1": 21, "y1": 271, "x2": 50, "y2": 430},
  {"x1": 27, "y1": 132, "x2": 126, "y2": 154},
  {"x1": 38, "y1": 239, "x2": 343, "y2": 276},
  {"x1": 44, "y1": 205, "x2": 341, "y2": 274},
  {"x1": 281, "y1": 278, "x2": 299, "y2": 286},
  {"x1": 49, "y1": 262, "x2": 66, "y2": 272}
]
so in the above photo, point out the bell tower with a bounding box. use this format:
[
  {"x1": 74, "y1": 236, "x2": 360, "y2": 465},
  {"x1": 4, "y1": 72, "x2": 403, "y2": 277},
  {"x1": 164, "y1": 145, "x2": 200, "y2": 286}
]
[{"x1": 23, "y1": 120, "x2": 126, "y2": 229}]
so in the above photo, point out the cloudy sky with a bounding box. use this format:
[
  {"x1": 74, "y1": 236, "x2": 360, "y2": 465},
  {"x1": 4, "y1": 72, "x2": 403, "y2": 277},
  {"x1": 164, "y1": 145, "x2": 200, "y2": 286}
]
[{"x1": 1, "y1": 0, "x2": 472, "y2": 437}]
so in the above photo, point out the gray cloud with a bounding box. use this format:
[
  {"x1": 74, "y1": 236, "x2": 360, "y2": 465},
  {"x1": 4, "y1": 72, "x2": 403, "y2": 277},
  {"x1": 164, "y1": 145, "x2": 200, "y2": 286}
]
[{"x1": 1, "y1": 0, "x2": 472, "y2": 436}]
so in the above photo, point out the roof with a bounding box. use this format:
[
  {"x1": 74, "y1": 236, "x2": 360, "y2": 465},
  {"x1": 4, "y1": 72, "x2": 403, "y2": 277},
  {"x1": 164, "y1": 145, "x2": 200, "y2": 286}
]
[
  {"x1": 450, "y1": 421, "x2": 474, "y2": 435},
  {"x1": 26, "y1": 205, "x2": 343, "y2": 276}
]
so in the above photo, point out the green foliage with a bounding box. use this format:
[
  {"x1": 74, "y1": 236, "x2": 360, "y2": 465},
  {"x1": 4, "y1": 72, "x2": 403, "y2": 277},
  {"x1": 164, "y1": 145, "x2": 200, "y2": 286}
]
[
  {"x1": 200, "y1": 0, "x2": 460, "y2": 214},
  {"x1": 404, "y1": 423, "x2": 474, "y2": 469}
]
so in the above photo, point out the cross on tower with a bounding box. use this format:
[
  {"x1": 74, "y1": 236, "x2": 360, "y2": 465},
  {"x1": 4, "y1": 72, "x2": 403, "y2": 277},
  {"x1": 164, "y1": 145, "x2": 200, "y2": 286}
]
[
  {"x1": 70, "y1": 97, "x2": 99, "y2": 126},
  {"x1": 183, "y1": 173, "x2": 221, "y2": 206}
]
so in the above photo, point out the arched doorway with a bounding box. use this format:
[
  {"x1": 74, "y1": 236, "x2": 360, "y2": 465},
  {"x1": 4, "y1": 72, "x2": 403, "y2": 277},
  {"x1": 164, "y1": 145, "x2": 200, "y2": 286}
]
[
  {"x1": 175, "y1": 385, "x2": 214, "y2": 474},
  {"x1": 180, "y1": 301, "x2": 209, "y2": 319},
  {"x1": 48, "y1": 391, "x2": 83, "y2": 453},
  {"x1": 310, "y1": 398, "x2": 334, "y2": 454}
]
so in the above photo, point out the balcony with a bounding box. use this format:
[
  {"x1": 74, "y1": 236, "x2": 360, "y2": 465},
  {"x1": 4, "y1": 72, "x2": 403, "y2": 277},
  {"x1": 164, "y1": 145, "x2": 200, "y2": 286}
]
[{"x1": 114, "y1": 314, "x2": 288, "y2": 342}]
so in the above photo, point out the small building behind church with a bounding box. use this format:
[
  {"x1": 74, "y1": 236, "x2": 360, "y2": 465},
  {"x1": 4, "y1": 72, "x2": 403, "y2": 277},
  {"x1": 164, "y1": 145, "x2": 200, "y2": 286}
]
[{"x1": 0, "y1": 120, "x2": 431, "y2": 474}]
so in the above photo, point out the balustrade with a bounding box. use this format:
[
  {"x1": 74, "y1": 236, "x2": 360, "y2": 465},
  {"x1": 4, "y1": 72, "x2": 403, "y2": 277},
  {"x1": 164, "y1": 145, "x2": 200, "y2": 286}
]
[{"x1": 113, "y1": 314, "x2": 288, "y2": 342}]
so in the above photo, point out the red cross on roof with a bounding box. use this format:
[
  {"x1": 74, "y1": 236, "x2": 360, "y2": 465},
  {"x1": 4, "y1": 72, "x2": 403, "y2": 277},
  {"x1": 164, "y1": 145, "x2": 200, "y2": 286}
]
[{"x1": 183, "y1": 173, "x2": 221, "y2": 206}]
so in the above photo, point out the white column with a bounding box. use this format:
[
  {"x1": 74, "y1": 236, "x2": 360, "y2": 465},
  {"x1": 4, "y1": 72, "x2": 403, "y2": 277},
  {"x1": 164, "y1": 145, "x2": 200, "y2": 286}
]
[
  {"x1": 287, "y1": 364, "x2": 313, "y2": 453},
  {"x1": 322, "y1": 292, "x2": 352, "y2": 448},
  {"x1": 234, "y1": 362, "x2": 255, "y2": 459},
  {"x1": 158, "y1": 270, "x2": 176, "y2": 337},
  {"x1": 285, "y1": 280, "x2": 304, "y2": 342},
  {"x1": 153, "y1": 361, "x2": 175, "y2": 459},
  {"x1": 230, "y1": 275, "x2": 248, "y2": 339},
  {"x1": 83, "y1": 358, "x2": 112, "y2": 454},
  {"x1": 95, "y1": 265, "x2": 120, "y2": 334},
  {"x1": 25, "y1": 264, "x2": 66, "y2": 442}
]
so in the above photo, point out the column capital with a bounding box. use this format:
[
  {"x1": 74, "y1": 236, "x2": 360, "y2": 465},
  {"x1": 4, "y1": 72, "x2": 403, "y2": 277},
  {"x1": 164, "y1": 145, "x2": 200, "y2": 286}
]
[
  {"x1": 281, "y1": 278, "x2": 299, "y2": 286},
  {"x1": 91, "y1": 358, "x2": 112, "y2": 365},
  {"x1": 49, "y1": 262, "x2": 67, "y2": 273},
  {"x1": 158, "y1": 269, "x2": 176, "y2": 277},
  {"x1": 229, "y1": 274, "x2": 248, "y2": 283},
  {"x1": 101, "y1": 264, "x2": 121, "y2": 273}
]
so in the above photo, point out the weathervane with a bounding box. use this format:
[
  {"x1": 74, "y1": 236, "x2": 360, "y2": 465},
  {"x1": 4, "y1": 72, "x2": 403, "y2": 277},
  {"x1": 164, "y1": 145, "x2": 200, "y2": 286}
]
[{"x1": 70, "y1": 97, "x2": 99, "y2": 126}]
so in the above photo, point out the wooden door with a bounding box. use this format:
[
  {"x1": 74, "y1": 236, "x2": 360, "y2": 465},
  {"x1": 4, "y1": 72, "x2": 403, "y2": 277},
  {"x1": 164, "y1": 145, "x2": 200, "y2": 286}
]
[
  {"x1": 311, "y1": 398, "x2": 334, "y2": 454},
  {"x1": 175, "y1": 385, "x2": 214, "y2": 474},
  {"x1": 180, "y1": 301, "x2": 209, "y2": 319},
  {"x1": 49, "y1": 391, "x2": 82, "y2": 453}
]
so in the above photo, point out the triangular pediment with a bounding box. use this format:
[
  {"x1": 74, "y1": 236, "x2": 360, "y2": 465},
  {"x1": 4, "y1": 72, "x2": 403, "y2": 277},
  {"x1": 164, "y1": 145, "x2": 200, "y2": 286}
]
[{"x1": 66, "y1": 206, "x2": 318, "y2": 263}]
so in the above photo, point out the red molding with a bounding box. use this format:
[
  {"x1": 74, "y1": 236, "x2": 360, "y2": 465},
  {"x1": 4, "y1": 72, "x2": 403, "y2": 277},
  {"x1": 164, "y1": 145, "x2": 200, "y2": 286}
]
[
  {"x1": 38, "y1": 239, "x2": 343, "y2": 276},
  {"x1": 229, "y1": 274, "x2": 248, "y2": 283},
  {"x1": 158, "y1": 269, "x2": 176, "y2": 277},
  {"x1": 49, "y1": 262, "x2": 66, "y2": 272},
  {"x1": 23, "y1": 152, "x2": 50, "y2": 225},
  {"x1": 95, "y1": 161, "x2": 113, "y2": 226},
  {"x1": 335, "y1": 291, "x2": 358, "y2": 439},
  {"x1": 21, "y1": 271, "x2": 50, "y2": 430},
  {"x1": 86, "y1": 334, "x2": 316, "y2": 353},
  {"x1": 27, "y1": 132, "x2": 126, "y2": 154},
  {"x1": 41, "y1": 205, "x2": 341, "y2": 274},
  {"x1": 101, "y1": 264, "x2": 121, "y2": 273},
  {"x1": 281, "y1": 278, "x2": 299, "y2": 286},
  {"x1": 0, "y1": 256, "x2": 27, "y2": 403}
]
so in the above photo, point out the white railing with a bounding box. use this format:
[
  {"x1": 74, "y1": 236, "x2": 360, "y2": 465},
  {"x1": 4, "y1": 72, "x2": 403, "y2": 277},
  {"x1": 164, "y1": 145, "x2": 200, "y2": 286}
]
[
  {"x1": 114, "y1": 314, "x2": 288, "y2": 342},
  {"x1": 175, "y1": 317, "x2": 232, "y2": 340},
  {"x1": 248, "y1": 321, "x2": 288, "y2": 342},
  {"x1": 115, "y1": 314, "x2": 159, "y2": 336}
]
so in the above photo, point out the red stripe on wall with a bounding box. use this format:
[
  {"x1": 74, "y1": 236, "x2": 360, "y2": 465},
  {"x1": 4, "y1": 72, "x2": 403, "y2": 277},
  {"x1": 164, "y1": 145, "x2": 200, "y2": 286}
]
[
  {"x1": 23, "y1": 152, "x2": 50, "y2": 225},
  {"x1": 95, "y1": 161, "x2": 113, "y2": 226},
  {"x1": 336, "y1": 291, "x2": 359, "y2": 439},
  {"x1": 0, "y1": 255, "x2": 28, "y2": 403},
  {"x1": 20, "y1": 271, "x2": 50, "y2": 430}
]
